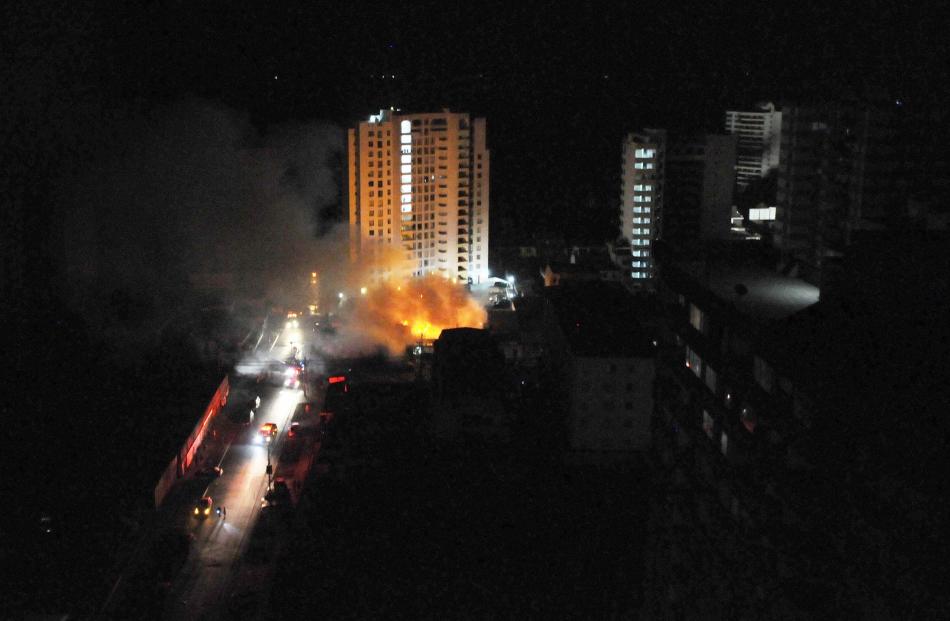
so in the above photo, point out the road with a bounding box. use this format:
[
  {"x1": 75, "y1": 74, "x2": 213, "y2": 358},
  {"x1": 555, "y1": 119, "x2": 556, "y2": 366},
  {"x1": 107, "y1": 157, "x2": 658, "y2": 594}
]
[{"x1": 160, "y1": 321, "x2": 315, "y2": 621}]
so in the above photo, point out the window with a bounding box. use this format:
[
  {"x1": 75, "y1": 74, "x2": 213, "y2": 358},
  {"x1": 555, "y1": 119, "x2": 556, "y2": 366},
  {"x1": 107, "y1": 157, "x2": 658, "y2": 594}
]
[
  {"x1": 634, "y1": 148, "x2": 656, "y2": 158},
  {"x1": 741, "y1": 406, "x2": 757, "y2": 433},
  {"x1": 753, "y1": 356, "x2": 774, "y2": 393},
  {"x1": 686, "y1": 346, "x2": 702, "y2": 378},
  {"x1": 689, "y1": 304, "x2": 705, "y2": 333},
  {"x1": 634, "y1": 162, "x2": 655, "y2": 170},
  {"x1": 702, "y1": 410, "x2": 715, "y2": 439},
  {"x1": 705, "y1": 365, "x2": 717, "y2": 394},
  {"x1": 632, "y1": 228, "x2": 648, "y2": 235},
  {"x1": 633, "y1": 239, "x2": 650, "y2": 247}
]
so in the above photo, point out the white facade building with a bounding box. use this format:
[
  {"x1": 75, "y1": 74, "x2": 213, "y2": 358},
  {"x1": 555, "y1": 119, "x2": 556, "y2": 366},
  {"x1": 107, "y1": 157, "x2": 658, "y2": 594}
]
[
  {"x1": 724, "y1": 102, "x2": 782, "y2": 189},
  {"x1": 619, "y1": 129, "x2": 666, "y2": 289},
  {"x1": 348, "y1": 109, "x2": 490, "y2": 283}
]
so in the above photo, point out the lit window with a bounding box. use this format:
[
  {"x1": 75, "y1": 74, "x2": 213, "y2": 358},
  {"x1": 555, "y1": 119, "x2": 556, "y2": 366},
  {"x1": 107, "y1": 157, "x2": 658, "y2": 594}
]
[
  {"x1": 400, "y1": 184, "x2": 412, "y2": 193},
  {"x1": 634, "y1": 148, "x2": 656, "y2": 158},
  {"x1": 686, "y1": 346, "x2": 702, "y2": 378},
  {"x1": 632, "y1": 228, "x2": 648, "y2": 235},
  {"x1": 401, "y1": 174, "x2": 412, "y2": 183},
  {"x1": 400, "y1": 120, "x2": 411, "y2": 133},
  {"x1": 633, "y1": 184, "x2": 645, "y2": 191},
  {"x1": 689, "y1": 304, "x2": 705, "y2": 333},
  {"x1": 634, "y1": 195, "x2": 647, "y2": 203},
  {"x1": 633, "y1": 206, "x2": 644, "y2": 214},
  {"x1": 401, "y1": 164, "x2": 411, "y2": 174}
]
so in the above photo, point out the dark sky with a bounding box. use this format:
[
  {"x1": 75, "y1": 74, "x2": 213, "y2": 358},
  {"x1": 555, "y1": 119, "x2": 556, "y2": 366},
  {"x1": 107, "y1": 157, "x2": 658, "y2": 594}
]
[
  {"x1": 98, "y1": 1, "x2": 946, "y2": 242},
  {"x1": 8, "y1": 1, "x2": 949, "y2": 249}
]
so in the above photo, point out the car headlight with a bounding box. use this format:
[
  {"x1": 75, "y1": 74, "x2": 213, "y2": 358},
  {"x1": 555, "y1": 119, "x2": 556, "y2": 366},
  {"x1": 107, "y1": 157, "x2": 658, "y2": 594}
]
[{"x1": 204, "y1": 508, "x2": 211, "y2": 515}]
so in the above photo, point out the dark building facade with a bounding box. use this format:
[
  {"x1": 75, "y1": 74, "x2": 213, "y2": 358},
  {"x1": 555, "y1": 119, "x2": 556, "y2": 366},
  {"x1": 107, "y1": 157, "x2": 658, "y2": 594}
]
[{"x1": 642, "y1": 238, "x2": 950, "y2": 618}]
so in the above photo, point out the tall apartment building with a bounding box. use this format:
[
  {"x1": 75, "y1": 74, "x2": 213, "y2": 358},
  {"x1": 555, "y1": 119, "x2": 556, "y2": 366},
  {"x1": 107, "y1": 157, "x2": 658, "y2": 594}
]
[
  {"x1": 724, "y1": 102, "x2": 783, "y2": 190},
  {"x1": 619, "y1": 129, "x2": 666, "y2": 288},
  {"x1": 775, "y1": 101, "x2": 912, "y2": 284},
  {"x1": 347, "y1": 109, "x2": 490, "y2": 283},
  {"x1": 664, "y1": 134, "x2": 738, "y2": 244}
]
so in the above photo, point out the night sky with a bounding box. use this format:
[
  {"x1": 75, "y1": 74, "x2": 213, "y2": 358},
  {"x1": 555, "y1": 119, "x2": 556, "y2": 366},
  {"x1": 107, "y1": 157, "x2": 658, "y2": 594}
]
[{"x1": 8, "y1": 1, "x2": 948, "y2": 247}]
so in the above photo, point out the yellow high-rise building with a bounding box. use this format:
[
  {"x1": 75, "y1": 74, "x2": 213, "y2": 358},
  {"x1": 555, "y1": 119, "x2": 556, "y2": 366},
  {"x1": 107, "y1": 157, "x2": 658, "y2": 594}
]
[{"x1": 347, "y1": 109, "x2": 490, "y2": 284}]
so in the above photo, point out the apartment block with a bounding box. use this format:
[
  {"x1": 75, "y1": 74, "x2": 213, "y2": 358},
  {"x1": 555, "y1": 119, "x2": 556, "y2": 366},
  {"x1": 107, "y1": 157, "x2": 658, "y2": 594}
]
[
  {"x1": 619, "y1": 129, "x2": 666, "y2": 289},
  {"x1": 347, "y1": 109, "x2": 489, "y2": 283}
]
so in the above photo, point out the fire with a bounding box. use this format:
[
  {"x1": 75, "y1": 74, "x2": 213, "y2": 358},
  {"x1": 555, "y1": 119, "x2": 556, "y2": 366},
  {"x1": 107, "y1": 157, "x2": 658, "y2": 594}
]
[{"x1": 346, "y1": 275, "x2": 486, "y2": 354}]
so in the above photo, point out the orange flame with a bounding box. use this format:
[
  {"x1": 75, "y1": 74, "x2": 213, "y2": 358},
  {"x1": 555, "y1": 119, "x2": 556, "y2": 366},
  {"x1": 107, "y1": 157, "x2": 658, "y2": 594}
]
[{"x1": 347, "y1": 275, "x2": 486, "y2": 354}]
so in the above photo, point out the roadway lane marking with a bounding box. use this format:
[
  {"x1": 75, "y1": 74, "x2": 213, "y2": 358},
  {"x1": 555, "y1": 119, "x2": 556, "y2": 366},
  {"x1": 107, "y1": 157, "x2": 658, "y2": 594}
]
[{"x1": 268, "y1": 329, "x2": 282, "y2": 352}]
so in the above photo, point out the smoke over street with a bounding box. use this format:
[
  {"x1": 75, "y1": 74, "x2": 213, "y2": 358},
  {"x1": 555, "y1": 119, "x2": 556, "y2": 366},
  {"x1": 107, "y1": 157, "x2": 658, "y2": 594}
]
[{"x1": 57, "y1": 98, "x2": 342, "y2": 344}]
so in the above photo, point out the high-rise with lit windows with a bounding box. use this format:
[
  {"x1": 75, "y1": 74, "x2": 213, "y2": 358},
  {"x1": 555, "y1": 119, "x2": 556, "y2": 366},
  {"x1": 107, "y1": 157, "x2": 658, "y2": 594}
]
[
  {"x1": 347, "y1": 109, "x2": 490, "y2": 283},
  {"x1": 724, "y1": 102, "x2": 782, "y2": 190},
  {"x1": 619, "y1": 129, "x2": 666, "y2": 288}
]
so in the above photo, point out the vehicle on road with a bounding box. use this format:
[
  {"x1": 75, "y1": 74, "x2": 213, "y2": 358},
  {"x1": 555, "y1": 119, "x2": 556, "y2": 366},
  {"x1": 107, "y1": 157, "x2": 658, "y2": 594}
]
[
  {"x1": 259, "y1": 422, "x2": 278, "y2": 442},
  {"x1": 283, "y1": 365, "x2": 301, "y2": 389},
  {"x1": 196, "y1": 464, "x2": 224, "y2": 478},
  {"x1": 193, "y1": 496, "x2": 213, "y2": 518},
  {"x1": 287, "y1": 421, "x2": 300, "y2": 438}
]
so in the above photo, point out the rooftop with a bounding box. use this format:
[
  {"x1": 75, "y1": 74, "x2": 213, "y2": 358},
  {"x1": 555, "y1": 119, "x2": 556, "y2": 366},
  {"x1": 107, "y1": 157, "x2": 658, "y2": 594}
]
[
  {"x1": 676, "y1": 262, "x2": 819, "y2": 321},
  {"x1": 545, "y1": 282, "x2": 654, "y2": 357}
]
